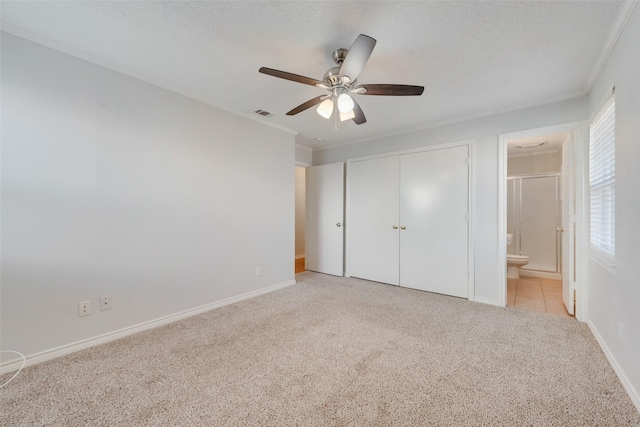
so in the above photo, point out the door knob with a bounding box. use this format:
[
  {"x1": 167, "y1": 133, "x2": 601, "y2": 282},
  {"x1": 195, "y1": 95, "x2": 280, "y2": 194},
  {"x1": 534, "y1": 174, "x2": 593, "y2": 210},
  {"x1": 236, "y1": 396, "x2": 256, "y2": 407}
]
[
  {"x1": 392, "y1": 225, "x2": 398, "y2": 229},
  {"x1": 400, "y1": 225, "x2": 406, "y2": 230},
  {"x1": 557, "y1": 227, "x2": 564, "y2": 232},
  {"x1": 336, "y1": 223, "x2": 342, "y2": 227}
]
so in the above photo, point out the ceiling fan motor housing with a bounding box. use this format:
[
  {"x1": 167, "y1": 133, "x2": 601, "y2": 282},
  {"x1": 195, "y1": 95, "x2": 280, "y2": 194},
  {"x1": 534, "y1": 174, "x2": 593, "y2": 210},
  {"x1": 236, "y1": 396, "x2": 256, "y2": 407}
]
[
  {"x1": 332, "y1": 48, "x2": 348, "y2": 65},
  {"x1": 323, "y1": 66, "x2": 354, "y2": 87}
]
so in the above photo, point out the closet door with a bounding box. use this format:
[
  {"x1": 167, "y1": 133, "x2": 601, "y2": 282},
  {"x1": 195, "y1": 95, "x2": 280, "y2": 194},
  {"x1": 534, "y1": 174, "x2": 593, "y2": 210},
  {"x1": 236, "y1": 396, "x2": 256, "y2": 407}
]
[
  {"x1": 399, "y1": 146, "x2": 469, "y2": 297},
  {"x1": 348, "y1": 156, "x2": 400, "y2": 285}
]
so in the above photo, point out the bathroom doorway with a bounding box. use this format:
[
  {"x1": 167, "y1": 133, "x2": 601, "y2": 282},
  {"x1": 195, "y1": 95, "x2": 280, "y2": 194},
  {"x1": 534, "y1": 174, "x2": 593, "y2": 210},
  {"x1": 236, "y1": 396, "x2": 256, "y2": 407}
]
[
  {"x1": 499, "y1": 123, "x2": 585, "y2": 319},
  {"x1": 294, "y1": 165, "x2": 306, "y2": 273}
]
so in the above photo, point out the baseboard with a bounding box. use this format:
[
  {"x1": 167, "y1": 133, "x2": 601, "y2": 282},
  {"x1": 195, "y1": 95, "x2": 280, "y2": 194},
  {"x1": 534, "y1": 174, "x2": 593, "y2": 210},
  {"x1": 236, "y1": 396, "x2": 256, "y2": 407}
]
[
  {"x1": 520, "y1": 270, "x2": 561, "y2": 280},
  {"x1": 295, "y1": 254, "x2": 305, "y2": 260},
  {"x1": 0, "y1": 279, "x2": 296, "y2": 374},
  {"x1": 473, "y1": 296, "x2": 504, "y2": 307},
  {"x1": 588, "y1": 320, "x2": 640, "y2": 413}
]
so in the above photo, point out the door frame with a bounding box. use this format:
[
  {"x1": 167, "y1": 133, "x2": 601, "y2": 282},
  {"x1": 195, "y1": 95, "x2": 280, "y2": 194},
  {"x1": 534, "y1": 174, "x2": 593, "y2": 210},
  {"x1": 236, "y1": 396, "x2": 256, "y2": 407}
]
[
  {"x1": 498, "y1": 121, "x2": 588, "y2": 321},
  {"x1": 345, "y1": 139, "x2": 475, "y2": 300},
  {"x1": 294, "y1": 163, "x2": 309, "y2": 266}
]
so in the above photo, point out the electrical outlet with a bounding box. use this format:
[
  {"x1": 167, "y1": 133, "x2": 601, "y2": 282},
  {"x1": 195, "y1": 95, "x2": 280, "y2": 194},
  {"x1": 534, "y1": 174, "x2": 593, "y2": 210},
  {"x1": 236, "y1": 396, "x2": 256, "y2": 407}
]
[
  {"x1": 78, "y1": 301, "x2": 91, "y2": 317},
  {"x1": 618, "y1": 321, "x2": 623, "y2": 340},
  {"x1": 100, "y1": 296, "x2": 112, "y2": 311},
  {"x1": 256, "y1": 266, "x2": 262, "y2": 276}
]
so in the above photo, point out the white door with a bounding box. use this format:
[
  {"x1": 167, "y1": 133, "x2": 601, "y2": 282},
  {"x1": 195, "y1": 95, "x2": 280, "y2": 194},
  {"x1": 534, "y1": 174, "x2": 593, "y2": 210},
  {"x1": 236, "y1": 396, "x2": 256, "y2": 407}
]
[
  {"x1": 348, "y1": 156, "x2": 400, "y2": 285},
  {"x1": 561, "y1": 135, "x2": 576, "y2": 314},
  {"x1": 305, "y1": 163, "x2": 344, "y2": 276},
  {"x1": 399, "y1": 147, "x2": 469, "y2": 297}
]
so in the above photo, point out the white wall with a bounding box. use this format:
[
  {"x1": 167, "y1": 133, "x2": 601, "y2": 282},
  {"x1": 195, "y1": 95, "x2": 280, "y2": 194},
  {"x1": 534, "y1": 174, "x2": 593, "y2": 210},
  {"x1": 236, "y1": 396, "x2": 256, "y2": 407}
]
[
  {"x1": 508, "y1": 151, "x2": 562, "y2": 175},
  {"x1": 294, "y1": 166, "x2": 306, "y2": 257},
  {"x1": 1, "y1": 33, "x2": 295, "y2": 363},
  {"x1": 295, "y1": 139, "x2": 313, "y2": 165},
  {"x1": 314, "y1": 97, "x2": 587, "y2": 303},
  {"x1": 586, "y1": 4, "x2": 640, "y2": 410}
]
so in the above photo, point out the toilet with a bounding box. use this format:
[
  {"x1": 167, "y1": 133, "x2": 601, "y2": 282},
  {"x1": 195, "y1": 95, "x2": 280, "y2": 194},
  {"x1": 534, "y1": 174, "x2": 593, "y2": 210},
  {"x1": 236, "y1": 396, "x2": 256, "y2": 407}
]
[{"x1": 506, "y1": 234, "x2": 529, "y2": 279}]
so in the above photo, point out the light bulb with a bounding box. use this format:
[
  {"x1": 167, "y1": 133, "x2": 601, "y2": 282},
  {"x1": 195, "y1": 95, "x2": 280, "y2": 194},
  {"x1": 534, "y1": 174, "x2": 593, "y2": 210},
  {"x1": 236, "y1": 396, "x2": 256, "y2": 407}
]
[
  {"x1": 340, "y1": 110, "x2": 355, "y2": 122},
  {"x1": 337, "y1": 93, "x2": 354, "y2": 113},
  {"x1": 316, "y1": 99, "x2": 333, "y2": 119}
]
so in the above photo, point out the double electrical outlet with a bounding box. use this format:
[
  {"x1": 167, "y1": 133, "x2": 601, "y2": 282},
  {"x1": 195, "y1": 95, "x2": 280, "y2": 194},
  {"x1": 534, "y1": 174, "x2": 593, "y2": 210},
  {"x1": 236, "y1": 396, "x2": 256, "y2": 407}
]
[{"x1": 78, "y1": 296, "x2": 112, "y2": 317}]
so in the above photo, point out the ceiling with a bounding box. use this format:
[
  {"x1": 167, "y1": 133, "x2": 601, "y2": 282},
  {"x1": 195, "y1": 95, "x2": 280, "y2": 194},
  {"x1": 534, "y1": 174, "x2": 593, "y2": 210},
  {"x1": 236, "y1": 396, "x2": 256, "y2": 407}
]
[{"x1": 0, "y1": 1, "x2": 629, "y2": 150}]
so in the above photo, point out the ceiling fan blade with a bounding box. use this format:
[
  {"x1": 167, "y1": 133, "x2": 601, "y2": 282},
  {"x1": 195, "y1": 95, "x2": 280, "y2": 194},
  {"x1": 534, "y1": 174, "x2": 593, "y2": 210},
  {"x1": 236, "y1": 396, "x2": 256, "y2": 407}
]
[
  {"x1": 356, "y1": 84, "x2": 424, "y2": 96},
  {"x1": 339, "y1": 34, "x2": 376, "y2": 81},
  {"x1": 286, "y1": 96, "x2": 327, "y2": 116},
  {"x1": 259, "y1": 67, "x2": 324, "y2": 87},
  {"x1": 351, "y1": 98, "x2": 367, "y2": 125}
]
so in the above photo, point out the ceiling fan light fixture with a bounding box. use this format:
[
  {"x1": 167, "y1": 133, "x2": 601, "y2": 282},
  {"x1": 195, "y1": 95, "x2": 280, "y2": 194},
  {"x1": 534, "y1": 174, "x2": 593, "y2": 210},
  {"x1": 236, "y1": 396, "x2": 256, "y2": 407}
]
[
  {"x1": 316, "y1": 99, "x2": 334, "y2": 119},
  {"x1": 259, "y1": 34, "x2": 423, "y2": 127},
  {"x1": 337, "y1": 93, "x2": 354, "y2": 113},
  {"x1": 340, "y1": 110, "x2": 355, "y2": 122}
]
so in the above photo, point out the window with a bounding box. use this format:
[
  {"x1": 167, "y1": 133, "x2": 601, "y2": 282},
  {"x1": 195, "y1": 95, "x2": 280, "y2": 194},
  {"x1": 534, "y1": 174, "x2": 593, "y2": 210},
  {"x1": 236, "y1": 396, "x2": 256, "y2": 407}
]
[{"x1": 589, "y1": 95, "x2": 615, "y2": 264}]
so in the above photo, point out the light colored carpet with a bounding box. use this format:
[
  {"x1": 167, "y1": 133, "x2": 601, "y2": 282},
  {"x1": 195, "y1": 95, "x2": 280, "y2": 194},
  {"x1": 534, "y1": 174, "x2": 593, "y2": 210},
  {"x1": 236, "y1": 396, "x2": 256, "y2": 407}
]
[{"x1": 2, "y1": 272, "x2": 639, "y2": 426}]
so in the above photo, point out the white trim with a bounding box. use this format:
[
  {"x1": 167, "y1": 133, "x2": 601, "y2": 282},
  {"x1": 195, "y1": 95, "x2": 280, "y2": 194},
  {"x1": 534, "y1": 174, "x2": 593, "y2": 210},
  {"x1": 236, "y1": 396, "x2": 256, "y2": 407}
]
[
  {"x1": 498, "y1": 131, "x2": 508, "y2": 307},
  {"x1": 499, "y1": 121, "x2": 587, "y2": 317},
  {"x1": 312, "y1": 93, "x2": 585, "y2": 152},
  {"x1": 1, "y1": 25, "x2": 298, "y2": 137},
  {"x1": 344, "y1": 160, "x2": 352, "y2": 279},
  {"x1": 347, "y1": 139, "x2": 475, "y2": 164},
  {"x1": 473, "y1": 296, "x2": 502, "y2": 307},
  {"x1": 0, "y1": 279, "x2": 296, "y2": 373},
  {"x1": 585, "y1": 1, "x2": 638, "y2": 93},
  {"x1": 508, "y1": 172, "x2": 561, "y2": 179},
  {"x1": 574, "y1": 122, "x2": 590, "y2": 322},
  {"x1": 345, "y1": 139, "x2": 475, "y2": 301},
  {"x1": 519, "y1": 270, "x2": 562, "y2": 280},
  {"x1": 588, "y1": 320, "x2": 640, "y2": 413},
  {"x1": 467, "y1": 140, "x2": 476, "y2": 302}
]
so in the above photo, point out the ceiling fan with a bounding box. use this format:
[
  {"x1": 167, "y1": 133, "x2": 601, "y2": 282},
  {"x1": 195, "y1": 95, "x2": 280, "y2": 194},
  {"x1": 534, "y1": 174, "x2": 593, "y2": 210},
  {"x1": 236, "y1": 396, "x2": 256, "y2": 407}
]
[{"x1": 259, "y1": 34, "x2": 424, "y2": 127}]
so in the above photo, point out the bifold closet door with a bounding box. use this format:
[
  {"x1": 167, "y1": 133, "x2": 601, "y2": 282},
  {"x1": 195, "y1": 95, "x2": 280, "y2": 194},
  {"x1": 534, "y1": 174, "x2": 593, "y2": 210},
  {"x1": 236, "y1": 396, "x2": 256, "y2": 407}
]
[
  {"x1": 348, "y1": 156, "x2": 400, "y2": 285},
  {"x1": 399, "y1": 146, "x2": 469, "y2": 297}
]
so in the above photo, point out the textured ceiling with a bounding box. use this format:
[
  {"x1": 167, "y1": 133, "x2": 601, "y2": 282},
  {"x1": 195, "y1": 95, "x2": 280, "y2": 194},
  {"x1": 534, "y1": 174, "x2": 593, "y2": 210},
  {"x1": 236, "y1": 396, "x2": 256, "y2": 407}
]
[{"x1": 0, "y1": 1, "x2": 628, "y2": 150}]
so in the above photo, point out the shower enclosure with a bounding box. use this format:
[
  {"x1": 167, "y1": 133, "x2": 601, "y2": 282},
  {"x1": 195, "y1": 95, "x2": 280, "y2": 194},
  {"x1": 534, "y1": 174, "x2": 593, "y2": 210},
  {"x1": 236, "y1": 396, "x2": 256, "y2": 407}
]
[{"x1": 507, "y1": 174, "x2": 561, "y2": 275}]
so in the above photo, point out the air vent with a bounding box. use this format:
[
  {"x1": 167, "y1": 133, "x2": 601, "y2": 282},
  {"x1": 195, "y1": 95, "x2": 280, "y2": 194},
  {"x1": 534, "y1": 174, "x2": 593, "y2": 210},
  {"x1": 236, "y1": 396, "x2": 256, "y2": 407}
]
[{"x1": 253, "y1": 109, "x2": 273, "y2": 117}]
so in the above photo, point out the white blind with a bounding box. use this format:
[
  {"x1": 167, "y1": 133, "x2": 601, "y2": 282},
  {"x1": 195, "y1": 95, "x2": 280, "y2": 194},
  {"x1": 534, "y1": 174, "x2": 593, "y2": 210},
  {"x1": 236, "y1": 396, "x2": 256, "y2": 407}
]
[{"x1": 589, "y1": 96, "x2": 615, "y2": 260}]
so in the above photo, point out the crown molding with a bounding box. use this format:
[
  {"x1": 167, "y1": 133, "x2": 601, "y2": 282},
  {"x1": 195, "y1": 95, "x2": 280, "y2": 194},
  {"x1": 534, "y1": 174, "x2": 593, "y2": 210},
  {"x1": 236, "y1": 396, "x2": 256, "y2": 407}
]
[
  {"x1": 312, "y1": 90, "x2": 585, "y2": 152},
  {"x1": 585, "y1": 0, "x2": 638, "y2": 93},
  {"x1": 0, "y1": 24, "x2": 298, "y2": 136}
]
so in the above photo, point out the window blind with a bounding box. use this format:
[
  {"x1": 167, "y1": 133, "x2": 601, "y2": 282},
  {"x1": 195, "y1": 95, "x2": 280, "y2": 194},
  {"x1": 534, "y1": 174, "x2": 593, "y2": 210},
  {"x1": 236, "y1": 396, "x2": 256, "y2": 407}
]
[{"x1": 589, "y1": 96, "x2": 615, "y2": 261}]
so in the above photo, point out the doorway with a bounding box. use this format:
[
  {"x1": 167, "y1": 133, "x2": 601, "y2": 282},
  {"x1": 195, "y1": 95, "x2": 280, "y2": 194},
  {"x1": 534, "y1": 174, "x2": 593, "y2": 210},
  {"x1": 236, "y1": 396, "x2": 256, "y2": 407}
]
[
  {"x1": 506, "y1": 133, "x2": 568, "y2": 315},
  {"x1": 499, "y1": 123, "x2": 586, "y2": 320},
  {"x1": 295, "y1": 166, "x2": 306, "y2": 273}
]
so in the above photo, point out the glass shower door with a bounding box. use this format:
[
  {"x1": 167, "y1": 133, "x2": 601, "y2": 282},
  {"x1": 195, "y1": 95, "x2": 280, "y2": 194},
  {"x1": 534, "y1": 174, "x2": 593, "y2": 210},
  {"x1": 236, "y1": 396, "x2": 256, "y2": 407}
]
[{"x1": 520, "y1": 176, "x2": 559, "y2": 272}]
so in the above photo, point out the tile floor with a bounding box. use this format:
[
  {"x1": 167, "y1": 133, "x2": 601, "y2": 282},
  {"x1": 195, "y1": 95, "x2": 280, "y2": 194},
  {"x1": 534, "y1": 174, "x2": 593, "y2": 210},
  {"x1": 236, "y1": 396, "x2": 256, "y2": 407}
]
[
  {"x1": 507, "y1": 276, "x2": 572, "y2": 317},
  {"x1": 296, "y1": 261, "x2": 571, "y2": 317}
]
